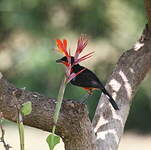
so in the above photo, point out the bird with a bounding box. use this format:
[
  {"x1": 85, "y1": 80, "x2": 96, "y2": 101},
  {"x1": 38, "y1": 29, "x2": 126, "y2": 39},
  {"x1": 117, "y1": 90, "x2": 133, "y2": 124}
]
[{"x1": 56, "y1": 56, "x2": 119, "y2": 110}]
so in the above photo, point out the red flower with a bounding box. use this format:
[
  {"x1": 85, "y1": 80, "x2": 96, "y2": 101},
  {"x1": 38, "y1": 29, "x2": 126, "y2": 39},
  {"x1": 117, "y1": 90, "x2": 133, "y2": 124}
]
[
  {"x1": 74, "y1": 35, "x2": 94, "y2": 64},
  {"x1": 55, "y1": 35, "x2": 94, "y2": 83}
]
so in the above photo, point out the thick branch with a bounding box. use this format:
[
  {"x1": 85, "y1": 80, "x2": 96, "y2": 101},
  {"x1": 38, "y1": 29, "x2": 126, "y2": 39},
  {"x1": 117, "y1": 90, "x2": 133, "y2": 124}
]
[
  {"x1": 0, "y1": 76, "x2": 96, "y2": 150},
  {"x1": 92, "y1": 1, "x2": 151, "y2": 148},
  {"x1": 92, "y1": 26, "x2": 151, "y2": 150}
]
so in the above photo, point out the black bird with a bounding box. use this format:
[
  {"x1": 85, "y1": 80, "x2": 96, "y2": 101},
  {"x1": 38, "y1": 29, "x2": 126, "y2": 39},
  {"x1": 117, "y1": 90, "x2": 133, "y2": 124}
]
[{"x1": 56, "y1": 56, "x2": 119, "y2": 110}]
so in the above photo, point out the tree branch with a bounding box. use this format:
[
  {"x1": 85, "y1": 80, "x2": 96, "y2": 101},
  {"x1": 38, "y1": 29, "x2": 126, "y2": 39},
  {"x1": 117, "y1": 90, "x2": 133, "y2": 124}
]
[
  {"x1": 0, "y1": 112, "x2": 12, "y2": 150},
  {"x1": 0, "y1": 76, "x2": 96, "y2": 150},
  {"x1": 92, "y1": 25, "x2": 151, "y2": 150},
  {"x1": 91, "y1": 1, "x2": 151, "y2": 149}
]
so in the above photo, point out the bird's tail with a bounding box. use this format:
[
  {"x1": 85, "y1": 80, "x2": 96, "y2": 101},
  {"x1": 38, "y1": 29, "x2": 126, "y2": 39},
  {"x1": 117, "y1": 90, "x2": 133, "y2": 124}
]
[{"x1": 101, "y1": 88, "x2": 119, "y2": 110}]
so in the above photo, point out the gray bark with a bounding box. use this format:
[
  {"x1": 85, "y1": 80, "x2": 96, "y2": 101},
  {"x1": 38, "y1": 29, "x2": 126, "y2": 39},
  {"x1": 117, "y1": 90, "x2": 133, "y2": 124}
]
[
  {"x1": 92, "y1": 25, "x2": 151, "y2": 150},
  {"x1": 91, "y1": 1, "x2": 151, "y2": 149}
]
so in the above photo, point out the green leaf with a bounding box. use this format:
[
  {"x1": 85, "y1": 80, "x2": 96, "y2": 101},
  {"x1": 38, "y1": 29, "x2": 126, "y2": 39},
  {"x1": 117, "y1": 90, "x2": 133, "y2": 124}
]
[
  {"x1": 21, "y1": 101, "x2": 32, "y2": 116},
  {"x1": 46, "y1": 134, "x2": 60, "y2": 150}
]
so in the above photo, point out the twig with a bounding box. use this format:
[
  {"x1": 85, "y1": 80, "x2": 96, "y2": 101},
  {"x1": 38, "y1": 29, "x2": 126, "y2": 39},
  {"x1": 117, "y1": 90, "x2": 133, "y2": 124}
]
[{"x1": 0, "y1": 112, "x2": 12, "y2": 150}]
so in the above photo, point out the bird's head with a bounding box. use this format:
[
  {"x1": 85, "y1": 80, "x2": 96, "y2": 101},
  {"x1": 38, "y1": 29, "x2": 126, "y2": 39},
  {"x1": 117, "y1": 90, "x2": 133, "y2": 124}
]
[{"x1": 56, "y1": 56, "x2": 75, "y2": 67}]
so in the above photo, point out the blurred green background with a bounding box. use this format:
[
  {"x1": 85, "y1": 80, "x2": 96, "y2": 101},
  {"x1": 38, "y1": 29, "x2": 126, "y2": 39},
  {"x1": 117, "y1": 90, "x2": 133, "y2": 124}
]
[{"x1": 0, "y1": 0, "x2": 151, "y2": 133}]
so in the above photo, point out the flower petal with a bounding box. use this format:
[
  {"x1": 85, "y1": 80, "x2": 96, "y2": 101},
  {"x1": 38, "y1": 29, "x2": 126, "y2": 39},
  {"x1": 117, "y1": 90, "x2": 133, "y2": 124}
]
[
  {"x1": 74, "y1": 35, "x2": 88, "y2": 60},
  {"x1": 74, "y1": 51, "x2": 94, "y2": 64},
  {"x1": 56, "y1": 39, "x2": 69, "y2": 57}
]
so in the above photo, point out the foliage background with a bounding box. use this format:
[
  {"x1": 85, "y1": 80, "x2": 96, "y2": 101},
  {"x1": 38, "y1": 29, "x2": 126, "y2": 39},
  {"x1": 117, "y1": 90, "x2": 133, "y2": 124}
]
[{"x1": 0, "y1": 0, "x2": 150, "y2": 134}]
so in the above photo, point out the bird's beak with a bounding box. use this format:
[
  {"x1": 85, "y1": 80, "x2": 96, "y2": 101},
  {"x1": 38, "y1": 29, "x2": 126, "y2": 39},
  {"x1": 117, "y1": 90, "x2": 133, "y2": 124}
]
[{"x1": 56, "y1": 58, "x2": 62, "y2": 63}]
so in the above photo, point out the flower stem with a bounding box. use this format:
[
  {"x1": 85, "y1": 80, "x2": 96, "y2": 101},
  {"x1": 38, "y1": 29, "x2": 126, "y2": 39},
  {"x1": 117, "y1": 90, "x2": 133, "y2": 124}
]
[
  {"x1": 52, "y1": 76, "x2": 67, "y2": 134},
  {"x1": 17, "y1": 111, "x2": 24, "y2": 150}
]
